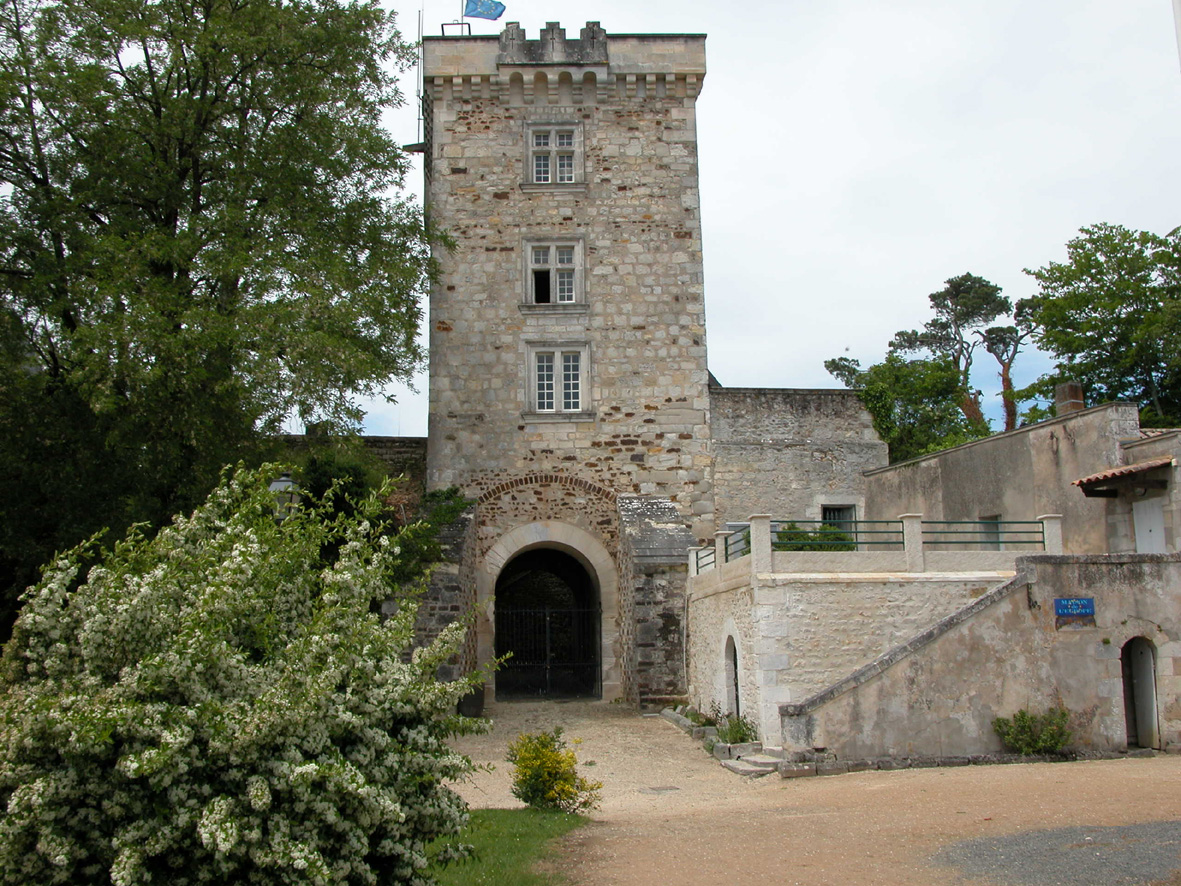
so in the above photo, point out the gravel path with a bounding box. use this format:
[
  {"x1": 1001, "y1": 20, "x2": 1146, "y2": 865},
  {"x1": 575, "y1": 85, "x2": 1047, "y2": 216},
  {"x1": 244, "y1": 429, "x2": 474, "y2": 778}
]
[{"x1": 449, "y1": 700, "x2": 1181, "y2": 886}]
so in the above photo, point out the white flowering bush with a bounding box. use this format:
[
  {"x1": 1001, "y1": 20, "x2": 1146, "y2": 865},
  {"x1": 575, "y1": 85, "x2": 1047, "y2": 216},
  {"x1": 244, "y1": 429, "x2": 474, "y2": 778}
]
[{"x1": 0, "y1": 465, "x2": 482, "y2": 885}]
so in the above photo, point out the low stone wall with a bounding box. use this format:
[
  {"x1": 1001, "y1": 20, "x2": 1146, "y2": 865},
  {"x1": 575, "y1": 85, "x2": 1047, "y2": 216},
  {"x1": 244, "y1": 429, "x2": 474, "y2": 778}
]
[
  {"x1": 688, "y1": 566, "x2": 1008, "y2": 742},
  {"x1": 780, "y1": 554, "x2": 1181, "y2": 758}
]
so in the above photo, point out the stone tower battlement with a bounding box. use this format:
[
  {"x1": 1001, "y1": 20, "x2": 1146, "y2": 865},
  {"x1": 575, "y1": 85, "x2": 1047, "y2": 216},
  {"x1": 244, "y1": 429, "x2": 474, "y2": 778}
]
[{"x1": 422, "y1": 22, "x2": 705, "y2": 107}]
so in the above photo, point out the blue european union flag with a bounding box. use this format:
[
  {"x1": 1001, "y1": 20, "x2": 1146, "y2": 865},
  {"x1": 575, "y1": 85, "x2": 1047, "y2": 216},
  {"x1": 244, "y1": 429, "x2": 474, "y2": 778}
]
[{"x1": 464, "y1": 0, "x2": 505, "y2": 20}]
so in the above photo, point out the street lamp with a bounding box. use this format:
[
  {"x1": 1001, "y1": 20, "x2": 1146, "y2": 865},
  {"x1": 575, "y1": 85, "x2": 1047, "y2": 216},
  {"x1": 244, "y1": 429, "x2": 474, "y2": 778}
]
[{"x1": 268, "y1": 471, "x2": 301, "y2": 521}]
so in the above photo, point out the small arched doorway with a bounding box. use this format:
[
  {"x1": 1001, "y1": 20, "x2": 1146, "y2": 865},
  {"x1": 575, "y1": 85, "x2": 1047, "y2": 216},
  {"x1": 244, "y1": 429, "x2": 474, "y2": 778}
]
[
  {"x1": 494, "y1": 548, "x2": 601, "y2": 699},
  {"x1": 724, "y1": 635, "x2": 740, "y2": 717},
  {"x1": 1121, "y1": 637, "x2": 1159, "y2": 749}
]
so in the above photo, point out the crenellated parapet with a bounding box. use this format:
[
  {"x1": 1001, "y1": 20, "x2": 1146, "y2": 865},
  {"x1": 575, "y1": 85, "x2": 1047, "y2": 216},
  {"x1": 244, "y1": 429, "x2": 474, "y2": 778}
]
[
  {"x1": 498, "y1": 21, "x2": 608, "y2": 66},
  {"x1": 422, "y1": 20, "x2": 705, "y2": 107}
]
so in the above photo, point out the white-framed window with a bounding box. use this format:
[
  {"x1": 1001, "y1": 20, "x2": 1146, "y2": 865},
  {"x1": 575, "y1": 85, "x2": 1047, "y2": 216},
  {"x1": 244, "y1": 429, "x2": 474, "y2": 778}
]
[
  {"x1": 526, "y1": 123, "x2": 582, "y2": 186},
  {"x1": 526, "y1": 341, "x2": 590, "y2": 416},
  {"x1": 528, "y1": 242, "x2": 580, "y2": 304}
]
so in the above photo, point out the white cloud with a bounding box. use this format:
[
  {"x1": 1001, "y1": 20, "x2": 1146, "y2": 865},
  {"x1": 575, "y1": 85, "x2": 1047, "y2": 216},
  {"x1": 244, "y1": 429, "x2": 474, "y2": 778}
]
[{"x1": 364, "y1": 0, "x2": 1181, "y2": 434}]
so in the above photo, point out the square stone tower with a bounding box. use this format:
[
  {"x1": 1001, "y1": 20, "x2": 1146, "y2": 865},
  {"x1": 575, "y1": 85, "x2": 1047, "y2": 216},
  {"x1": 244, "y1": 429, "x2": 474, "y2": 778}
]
[
  {"x1": 420, "y1": 22, "x2": 712, "y2": 704},
  {"x1": 423, "y1": 21, "x2": 712, "y2": 531}
]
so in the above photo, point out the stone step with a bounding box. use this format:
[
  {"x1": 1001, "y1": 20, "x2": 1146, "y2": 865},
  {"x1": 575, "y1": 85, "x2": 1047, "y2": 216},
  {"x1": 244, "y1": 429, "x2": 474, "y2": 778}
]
[
  {"x1": 739, "y1": 753, "x2": 784, "y2": 769},
  {"x1": 721, "y1": 758, "x2": 777, "y2": 778}
]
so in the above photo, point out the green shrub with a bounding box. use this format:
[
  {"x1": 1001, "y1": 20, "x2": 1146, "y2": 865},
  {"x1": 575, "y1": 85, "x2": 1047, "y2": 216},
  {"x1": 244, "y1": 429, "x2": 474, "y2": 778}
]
[
  {"x1": 774, "y1": 522, "x2": 856, "y2": 552},
  {"x1": 0, "y1": 465, "x2": 484, "y2": 886},
  {"x1": 993, "y1": 707, "x2": 1073, "y2": 755},
  {"x1": 505, "y1": 729, "x2": 601, "y2": 814},
  {"x1": 714, "y1": 713, "x2": 759, "y2": 745}
]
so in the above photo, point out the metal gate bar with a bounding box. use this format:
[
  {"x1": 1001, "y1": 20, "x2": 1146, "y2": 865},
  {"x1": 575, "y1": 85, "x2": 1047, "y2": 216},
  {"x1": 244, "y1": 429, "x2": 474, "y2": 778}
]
[{"x1": 495, "y1": 606, "x2": 601, "y2": 698}]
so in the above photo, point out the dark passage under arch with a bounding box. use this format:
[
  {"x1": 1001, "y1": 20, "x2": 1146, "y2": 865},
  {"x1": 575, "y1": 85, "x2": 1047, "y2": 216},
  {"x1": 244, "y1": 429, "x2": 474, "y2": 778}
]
[{"x1": 494, "y1": 548, "x2": 601, "y2": 699}]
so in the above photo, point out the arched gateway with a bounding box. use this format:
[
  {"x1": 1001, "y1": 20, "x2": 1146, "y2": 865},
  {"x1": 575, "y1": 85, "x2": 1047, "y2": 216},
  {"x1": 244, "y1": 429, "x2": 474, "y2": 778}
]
[{"x1": 477, "y1": 522, "x2": 622, "y2": 702}]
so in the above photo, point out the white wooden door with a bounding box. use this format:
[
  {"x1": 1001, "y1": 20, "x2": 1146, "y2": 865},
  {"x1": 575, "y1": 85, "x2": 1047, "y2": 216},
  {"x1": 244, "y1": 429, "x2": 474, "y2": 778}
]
[{"x1": 1133, "y1": 497, "x2": 1166, "y2": 553}]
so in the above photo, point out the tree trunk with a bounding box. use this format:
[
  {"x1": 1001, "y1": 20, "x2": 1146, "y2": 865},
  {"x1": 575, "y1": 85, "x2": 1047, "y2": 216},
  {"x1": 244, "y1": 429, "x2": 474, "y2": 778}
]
[{"x1": 999, "y1": 362, "x2": 1017, "y2": 431}]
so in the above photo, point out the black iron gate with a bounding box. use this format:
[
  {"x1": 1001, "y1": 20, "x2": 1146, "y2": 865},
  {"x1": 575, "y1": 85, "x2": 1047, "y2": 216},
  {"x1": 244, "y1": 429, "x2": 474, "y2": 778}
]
[{"x1": 495, "y1": 606, "x2": 601, "y2": 698}]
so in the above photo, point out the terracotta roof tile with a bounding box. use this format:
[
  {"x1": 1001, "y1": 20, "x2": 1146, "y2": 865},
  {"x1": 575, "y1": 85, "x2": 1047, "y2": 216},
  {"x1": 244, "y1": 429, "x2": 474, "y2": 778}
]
[{"x1": 1073, "y1": 456, "x2": 1176, "y2": 487}]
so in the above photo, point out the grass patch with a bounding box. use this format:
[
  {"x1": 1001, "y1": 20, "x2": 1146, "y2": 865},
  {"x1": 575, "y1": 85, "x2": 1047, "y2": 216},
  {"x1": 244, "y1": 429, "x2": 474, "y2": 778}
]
[{"x1": 430, "y1": 808, "x2": 588, "y2": 886}]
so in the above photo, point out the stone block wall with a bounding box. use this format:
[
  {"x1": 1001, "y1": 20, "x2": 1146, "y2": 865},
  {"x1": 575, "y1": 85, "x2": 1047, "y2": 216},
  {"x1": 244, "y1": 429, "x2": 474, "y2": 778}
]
[
  {"x1": 619, "y1": 495, "x2": 696, "y2": 706},
  {"x1": 422, "y1": 24, "x2": 715, "y2": 542},
  {"x1": 363, "y1": 436, "x2": 429, "y2": 519},
  {"x1": 685, "y1": 577, "x2": 758, "y2": 724},
  {"x1": 710, "y1": 386, "x2": 886, "y2": 526},
  {"x1": 780, "y1": 554, "x2": 1181, "y2": 758},
  {"x1": 688, "y1": 563, "x2": 1008, "y2": 741},
  {"x1": 471, "y1": 472, "x2": 619, "y2": 561},
  {"x1": 405, "y1": 505, "x2": 478, "y2": 683}
]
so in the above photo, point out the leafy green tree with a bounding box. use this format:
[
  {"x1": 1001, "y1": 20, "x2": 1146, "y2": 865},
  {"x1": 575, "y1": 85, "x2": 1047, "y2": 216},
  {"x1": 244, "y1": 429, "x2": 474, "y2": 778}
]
[
  {"x1": 1019, "y1": 223, "x2": 1181, "y2": 425},
  {"x1": 0, "y1": 0, "x2": 432, "y2": 634},
  {"x1": 0, "y1": 466, "x2": 482, "y2": 885},
  {"x1": 825, "y1": 353, "x2": 988, "y2": 463},
  {"x1": 890, "y1": 273, "x2": 1017, "y2": 429}
]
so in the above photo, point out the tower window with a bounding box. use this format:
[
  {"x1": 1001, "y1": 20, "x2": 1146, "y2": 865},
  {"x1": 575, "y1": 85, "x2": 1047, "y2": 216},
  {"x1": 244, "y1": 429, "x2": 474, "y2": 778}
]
[
  {"x1": 525, "y1": 240, "x2": 583, "y2": 305},
  {"x1": 526, "y1": 124, "x2": 582, "y2": 186},
  {"x1": 527, "y1": 342, "x2": 590, "y2": 416}
]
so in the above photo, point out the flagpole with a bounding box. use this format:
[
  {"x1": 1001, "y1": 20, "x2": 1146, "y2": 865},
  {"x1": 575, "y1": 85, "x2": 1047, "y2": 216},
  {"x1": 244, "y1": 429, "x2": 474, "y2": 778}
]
[{"x1": 1173, "y1": 0, "x2": 1181, "y2": 73}]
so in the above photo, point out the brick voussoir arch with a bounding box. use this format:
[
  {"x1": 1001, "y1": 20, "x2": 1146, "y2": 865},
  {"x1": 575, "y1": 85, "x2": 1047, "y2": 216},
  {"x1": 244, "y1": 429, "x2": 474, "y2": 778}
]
[{"x1": 477, "y1": 472, "x2": 618, "y2": 505}]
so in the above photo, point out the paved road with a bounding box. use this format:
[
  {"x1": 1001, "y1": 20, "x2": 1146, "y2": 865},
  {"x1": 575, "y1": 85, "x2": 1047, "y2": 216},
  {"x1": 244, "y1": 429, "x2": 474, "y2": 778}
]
[{"x1": 450, "y1": 701, "x2": 1181, "y2": 886}]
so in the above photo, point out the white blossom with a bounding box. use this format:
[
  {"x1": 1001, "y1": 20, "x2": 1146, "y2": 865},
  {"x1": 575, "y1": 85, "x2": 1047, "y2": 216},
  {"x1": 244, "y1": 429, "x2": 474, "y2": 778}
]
[{"x1": 0, "y1": 465, "x2": 484, "y2": 885}]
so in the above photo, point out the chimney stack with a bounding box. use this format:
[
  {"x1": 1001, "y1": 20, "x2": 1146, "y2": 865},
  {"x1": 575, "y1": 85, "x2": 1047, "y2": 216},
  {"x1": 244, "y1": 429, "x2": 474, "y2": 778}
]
[{"x1": 1055, "y1": 381, "x2": 1085, "y2": 415}]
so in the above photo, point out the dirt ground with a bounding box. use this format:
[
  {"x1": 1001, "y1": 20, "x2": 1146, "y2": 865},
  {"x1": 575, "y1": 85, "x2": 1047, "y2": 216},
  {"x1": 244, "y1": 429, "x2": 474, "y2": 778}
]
[{"x1": 449, "y1": 700, "x2": 1181, "y2": 886}]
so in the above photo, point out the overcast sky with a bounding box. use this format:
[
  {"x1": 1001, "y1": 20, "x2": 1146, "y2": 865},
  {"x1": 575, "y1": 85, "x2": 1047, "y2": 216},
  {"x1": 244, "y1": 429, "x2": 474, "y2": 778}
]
[{"x1": 359, "y1": 0, "x2": 1181, "y2": 437}]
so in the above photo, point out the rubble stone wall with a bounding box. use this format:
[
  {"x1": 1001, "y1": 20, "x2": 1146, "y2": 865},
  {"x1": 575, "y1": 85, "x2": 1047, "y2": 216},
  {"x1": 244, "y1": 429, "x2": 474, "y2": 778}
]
[{"x1": 710, "y1": 387, "x2": 886, "y2": 526}]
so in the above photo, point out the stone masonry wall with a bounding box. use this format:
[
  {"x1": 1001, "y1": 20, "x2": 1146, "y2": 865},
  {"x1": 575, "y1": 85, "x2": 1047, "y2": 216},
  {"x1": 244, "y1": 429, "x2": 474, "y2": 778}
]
[
  {"x1": 631, "y1": 566, "x2": 689, "y2": 707},
  {"x1": 618, "y1": 496, "x2": 697, "y2": 706},
  {"x1": 863, "y1": 403, "x2": 1140, "y2": 553},
  {"x1": 615, "y1": 516, "x2": 637, "y2": 703},
  {"x1": 710, "y1": 387, "x2": 887, "y2": 526},
  {"x1": 362, "y1": 436, "x2": 429, "y2": 519},
  {"x1": 422, "y1": 26, "x2": 715, "y2": 543},
  {"x1": 406, "y1": 505, "x2": 479, "y2": 683},
  {"x1": 473, "y1": 472, "x2": 619, "y2": 560},
  {"x1": 688, "y1": 565, "x2": 1005, "y2": 741},
  {"x1": 781, "y1": 554, "x2": 1181, "y2": 758},
  {"x1": 686, "y1": 578, "x2": 759, "y2": 725}
]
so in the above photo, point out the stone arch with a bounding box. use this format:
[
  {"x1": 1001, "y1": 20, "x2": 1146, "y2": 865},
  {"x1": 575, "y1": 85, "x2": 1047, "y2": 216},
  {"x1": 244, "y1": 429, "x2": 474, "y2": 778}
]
[
  {"x1": 724, "y1": 634, "x2": 740, "y2": 717},
  {"x1": 477, "y1": 521, "x2": 621, "y2": 702},
  {"x1": 477, "y1": 472, "x2": 618, "y2": 507},
  {"x1": 718, "y1": 615, "x2": 746, "y2": 719},
  {"x1": 557, "y1": 71, "x2": 574, "y2": 105}
]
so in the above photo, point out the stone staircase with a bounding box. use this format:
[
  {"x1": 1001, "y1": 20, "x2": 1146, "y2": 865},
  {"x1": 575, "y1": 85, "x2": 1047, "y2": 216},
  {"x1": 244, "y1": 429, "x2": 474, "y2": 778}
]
[
  {"x1": 719, "y1": 749, "x2": 783, "y2": 777},
  {"x1": 660, "y1": 707, "x2": 783, "y2": 778}
]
